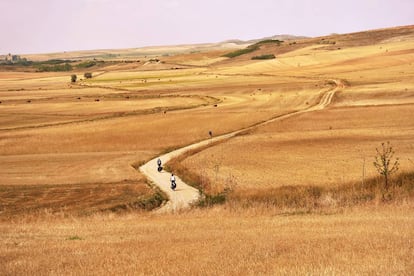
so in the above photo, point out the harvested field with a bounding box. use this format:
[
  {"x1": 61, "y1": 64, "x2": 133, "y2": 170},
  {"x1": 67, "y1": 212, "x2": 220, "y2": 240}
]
[{"x1": 182, "y1": 104, "x2": 414, "y2": 190}]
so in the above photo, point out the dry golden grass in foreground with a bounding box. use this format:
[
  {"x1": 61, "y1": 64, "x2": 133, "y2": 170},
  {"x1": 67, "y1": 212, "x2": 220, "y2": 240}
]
[{"x1": 1, "y1": 204, "x2": 413, "y2": 275}]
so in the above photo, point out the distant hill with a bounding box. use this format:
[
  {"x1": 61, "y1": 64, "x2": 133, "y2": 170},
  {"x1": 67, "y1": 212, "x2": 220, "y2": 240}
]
[
  {"x1": 220, "y1": 35, "x2": 308, "y2": 45},
  {"x1": 245, "y1": 34, "x2": 309, "y2": 44},
  {"x1": 19, "y1": 34, "x2": 308, "y2": 62},
  {"x1": 15, "y1": 25, "x2": 414, "y2": 62}
]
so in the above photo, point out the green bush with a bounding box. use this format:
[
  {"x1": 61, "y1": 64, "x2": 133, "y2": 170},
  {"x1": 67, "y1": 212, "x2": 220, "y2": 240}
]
[
  {"x1": 255, "y1": 39, "x2": 284, "y2": 45},
  {"x1": 77, "y1": 61, "x2": 97, "y2": 68},
  {"x1": 67, "y1": 235, "x2": 82, "y2": 240},
  {"x1": 252, "y1": 54, "x2": 276, "y2": 60},
  {"x1": 223, "y1": 45, "x2": 259, "y2": 58},
  {"x1": 197, "y1": 192, "x2": 228, "y2": 207},
  {"x1": 1, "y1": 59, "x2": 75, "y2": 69},
  {"x1": 42, "y1": 59, "x2": 72, "y2": 65},
  {"x1": 15, "y1": 58, "x2": 32, "y2": 66},
  {"x1": 319, "y1": 40, "x2": 336, "y2": 45},
  {"x1": 36, "y1": 63, "x2": 72, "y2": 72}
]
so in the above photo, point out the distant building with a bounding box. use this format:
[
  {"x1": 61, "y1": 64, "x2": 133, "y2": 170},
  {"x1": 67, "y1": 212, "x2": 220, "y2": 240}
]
[
  {"x1": 1, "y1": 53, "x2": 22, "y2": 64},
  {"x1": 5, "y1": 53, "x2": 12, "y2": 62}
]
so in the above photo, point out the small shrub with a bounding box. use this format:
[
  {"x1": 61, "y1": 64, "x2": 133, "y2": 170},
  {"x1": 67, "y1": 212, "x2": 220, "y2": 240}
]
[
  {"x1": 255, "y1": 39, "x2": 284, "y2": 45},
  {"x1": 197, "y1": 192, "x2": 227, "y2": 207},
  {"x1": 84, "y1": 72, "x2": 92, "y2": 79},
  {"x1": 319, "y1": 40, "x2": 336, "y2": 45},
  {"x1": 67, "y1": 235, "x2": 82, "y2": 240},
  {"x1": 252, "y1": 54, "x2": 276, "y2": 60},
  {"x1": 109, "y1": 191, "x2": 166, "y2": 212},
  {"x1": 373, "y1": 141, "x2": 399, "y2": 191},
  {"x1": 71, "y1": 74, "x2": 77, "y2": 83},
  {"x1": 135, "y1": 191, "x2": 166, "y2": 211},
  {"x1": 77, "y1": 61, "x2": 96, "y2": 68}
]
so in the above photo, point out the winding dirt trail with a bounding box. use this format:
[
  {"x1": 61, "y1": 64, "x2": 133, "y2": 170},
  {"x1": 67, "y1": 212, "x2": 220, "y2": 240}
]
[{"x1": 139, "y1": 80, "x2": 343, "y2": 213}]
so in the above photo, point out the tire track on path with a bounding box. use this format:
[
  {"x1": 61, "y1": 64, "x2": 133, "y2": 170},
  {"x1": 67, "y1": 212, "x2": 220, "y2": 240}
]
[{"x1": 139, "y1": 80, "x2": 344, "y2": 213}]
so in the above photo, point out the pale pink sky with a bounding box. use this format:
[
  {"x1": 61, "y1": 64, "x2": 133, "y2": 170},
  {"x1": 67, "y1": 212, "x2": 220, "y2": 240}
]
[{"x1": 1, "y1": 0, "x2": 413, "y2": 54}]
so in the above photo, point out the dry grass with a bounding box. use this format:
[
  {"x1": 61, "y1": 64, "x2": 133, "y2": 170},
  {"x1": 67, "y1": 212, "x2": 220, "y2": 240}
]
[
  {"x1": 167, "y1": 142, "x2": 414, "y2": 210},
  {"x1": 1, "y1": 204, "x2": 413, "y2": 274},
  {"x1": 227, "y1": 171, "x2": 414, "y2": 210},
  {"x1": 0, "y1": 181, "x2": 165, "y2": 218},
  {"x1": 180, "y1": 104, "x2": 414, "y2": 193}
]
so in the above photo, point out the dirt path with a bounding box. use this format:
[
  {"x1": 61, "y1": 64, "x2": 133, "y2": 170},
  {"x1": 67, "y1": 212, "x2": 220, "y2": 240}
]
[{"x1": 139, "y1": 80, "x2": 343, "y2": 213}]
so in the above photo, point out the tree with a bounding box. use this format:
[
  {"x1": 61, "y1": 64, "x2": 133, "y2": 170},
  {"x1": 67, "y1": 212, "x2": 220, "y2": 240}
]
[
  {"x1": 373, "y1": 141, "x2": 399, "y2": 191},
  {"x1": 71, "y1": 74, "x2": 77, "y2": 83}
]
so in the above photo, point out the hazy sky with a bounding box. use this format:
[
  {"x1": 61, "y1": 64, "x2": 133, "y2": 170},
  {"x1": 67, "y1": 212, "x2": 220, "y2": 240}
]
[{"x1": 1, "y1": 0, "x2": 413, "y2": 54}]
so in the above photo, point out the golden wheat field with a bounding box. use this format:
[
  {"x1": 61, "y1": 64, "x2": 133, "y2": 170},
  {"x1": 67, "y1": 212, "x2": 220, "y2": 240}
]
[
  {"x1": 1, "y1": 204, "x2": 414, "y2": 275},
  {"x1": 1, "y1": 25, "x2": 414, "y2": 274}
]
